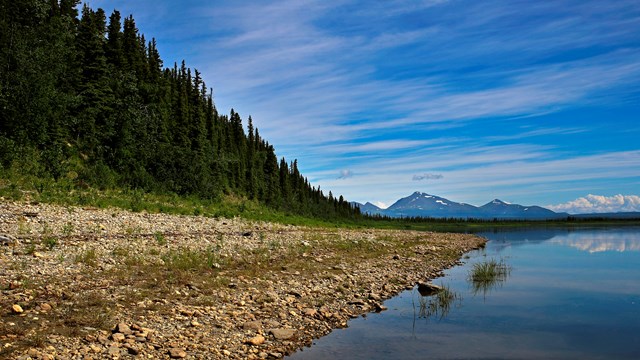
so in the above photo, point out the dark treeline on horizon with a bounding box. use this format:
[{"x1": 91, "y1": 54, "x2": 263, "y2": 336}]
[{"x1": 0, "y1": 0, "x2": 360, "y2": 219}]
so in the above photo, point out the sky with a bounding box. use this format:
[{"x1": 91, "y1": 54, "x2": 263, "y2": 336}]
[{"x1": 85, "y1": 0, "x2": 640, "y2": 213}]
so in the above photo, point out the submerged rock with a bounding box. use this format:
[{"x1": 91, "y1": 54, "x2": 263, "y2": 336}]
[{"x1": 417, "y1": 282, "x2": 442, "y2": 296}]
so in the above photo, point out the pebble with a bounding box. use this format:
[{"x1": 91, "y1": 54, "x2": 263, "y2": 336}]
[
  {"x1": 168, "y1": 348, "x2": 187, "y2": 358},
  {"x1": 247, "y1": 335, "x2": 265, "y2": 346},
  {"x1": 269, "y1": 328, "x2": 296, "y2": 340}
]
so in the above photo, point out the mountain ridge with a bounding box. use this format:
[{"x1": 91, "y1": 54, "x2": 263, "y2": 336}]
[{"x1": 353, "y1": 192, "x2": 568, "y2": 220}]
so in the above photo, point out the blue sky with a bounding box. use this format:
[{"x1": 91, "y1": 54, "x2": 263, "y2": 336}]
[{"x1": 86, "y1": 0, "x2": 640, "y2": 213}]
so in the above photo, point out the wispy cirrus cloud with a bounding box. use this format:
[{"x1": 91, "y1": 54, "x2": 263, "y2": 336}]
[
  {"x1": 83, "y1": 0, "x2": 640, "y2": 207},
  {"x1": 413, "y1": 173, "x2": 444, "y2": 181}
]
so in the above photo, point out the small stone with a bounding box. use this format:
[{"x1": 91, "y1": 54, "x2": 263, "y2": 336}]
[
  {"x1": 33, "y1": 251, "x2": 44, "y2": 258},
  {"x1": 303, "y1": 308, "x2": 317, "y2": 317},
  {"x1": 392, "y1": 254, "x2": 401, "y2": 260},
  {"x1": 179, "y1": 308, "x2": 195, "y2": 317},
  {"x1": 12, "y1": 304, "x2": 23, "y2": 313},
  {"x1": 124, "y1": 344, "x2": 139, "y2": 355},
  {"x1": 268, "y1": 328, "x2": 296, "y2": 340},
  {"x1": 27, "y1": 348, "x2": 39, "y2": 357},
  {"x1": 107, "y1": 346, "x2": 121, "y2": 356},
  {"x1": 111, "y1": 333, "x2": 126, "y2": 342},
  {"x1": 243, "y1": 321, "x2": 262, "y2": 333},
  {"x1": 222, "y1": 350, "x2": 232, "y2": 356},
  {"x1": 97, "y1": 335, "x2": 109, "y2": 345},
  {"x1": 40, "y1": 303, "x2": 52, "y2": 312},
  {"x1": 374, "y1": 303, "x2": 388, "y2": 312},
  {"x1": 168, "y1": 348, "x2": 187, "y2": 358},
  {"x1": 114, "y1": 322, "x2": 132, "y2": 335},
  {"x1": 246, "y1": 335, "x2": 265, "y2": 346}
]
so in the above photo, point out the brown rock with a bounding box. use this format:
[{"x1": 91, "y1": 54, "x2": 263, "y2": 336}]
[
  {"x1": 12, "y1": 304, "x2": 24, "y2": 313},
  {"x1": 40, "y1": 303, "x2": 52, "y2": 312},
  {"x1": 168, "y1": 348, "x2": 187, "y2": 358},
  {"x1": 246, "y1": 335, "x2": 265, "y2": 346},
  {"x1": 97, "y1": 335, "x2": 110, "y2": 345},
  {"x1": 123, "y1": 344, "x2": 140, "y2": 355},
  {"x1": 111, "y1": 333, "x2": 126, "y2": 342},
  {"x1": 114, "y1": 322, "x2": 132, "y2": 335},
  {"x1": 107, "y1": 346, "x2": 121, "y2": 356},
  {"x1": 243, "y1": 320, "x2": 262, "y2": 333},
  {"x1": 303, "y1": 308, "x2": 317, "y2": 317}
]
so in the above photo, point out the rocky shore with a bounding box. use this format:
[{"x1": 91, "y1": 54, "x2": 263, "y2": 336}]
[{"x1": 1, "y1": 200, "x2": 485, "y2": 359}]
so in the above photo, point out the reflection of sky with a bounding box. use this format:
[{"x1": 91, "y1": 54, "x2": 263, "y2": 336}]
[{"x1": 548, "y1": 231, "x2": 640, "y2": 253}]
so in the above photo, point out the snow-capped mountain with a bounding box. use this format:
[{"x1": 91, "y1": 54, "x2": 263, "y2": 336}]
[
  {"x1": 353, "y1": 192, "x2": 568, "y2": 220},
  {"x1": 385, "y1": 192, "x2": 480, "y2": 218},
  {"x1": 478, "y1": 199, "x2": 561, "y2": 219}
]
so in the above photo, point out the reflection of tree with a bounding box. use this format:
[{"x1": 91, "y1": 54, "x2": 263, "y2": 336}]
[{"x1": 468, "y1": 258, "x2": 511, "y2": 298}]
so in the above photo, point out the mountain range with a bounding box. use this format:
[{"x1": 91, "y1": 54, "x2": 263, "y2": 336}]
[{"x1": 352, "y1": 192, "x2": 568, "y2": 220}]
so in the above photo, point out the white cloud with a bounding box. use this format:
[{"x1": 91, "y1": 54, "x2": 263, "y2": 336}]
[
  {"x1": 548, "y1": 194, "x2": 640, "y2": 214},
  {"x1": 337, "y1": 169, "x2": 353, "y2": 179},
  {"x1": 413, "y1": 173, "x2": 444, "y2": 181}
]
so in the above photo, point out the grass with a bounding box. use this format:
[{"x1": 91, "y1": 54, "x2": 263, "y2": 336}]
[
  {"x1": 3, "y1": 173, "x2": 638, "y2": 233},
  {"x1": 468, "y1": 258, "x2": 511, "y2": 296},
  {"x1": 154, "y1": 231, "x2": 167, "y2": 245},
  {"x1": 160, "y1": 247, "x2": 221, "y2": 272},
  {"x1": 74, "y1": 248, "x2": 98, "y2": 266},
  {"x1": 42, "y1": 236, "x2": 58, "y2": 250},
  {"x1": 416, "y1": 284, "x2": 461, "y2": 320}
]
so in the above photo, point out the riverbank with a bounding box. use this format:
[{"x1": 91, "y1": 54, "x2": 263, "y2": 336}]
[{"x1": 1, "y1": 201, "x2": 485, "y2": 359}]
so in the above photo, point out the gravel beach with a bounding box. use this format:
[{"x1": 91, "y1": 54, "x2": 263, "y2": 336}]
[{"x1": 1, "y1": 201, "x2": 485, "y2": 359}]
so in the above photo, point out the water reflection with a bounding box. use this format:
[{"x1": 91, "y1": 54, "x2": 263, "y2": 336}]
[{"x1": 549, "y1": 232, "x2": 640, "y2": 253}]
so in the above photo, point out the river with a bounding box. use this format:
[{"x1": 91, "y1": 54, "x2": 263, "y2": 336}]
[{"x1": 288, "y1": 226, "x2": 640, "y2": 359}]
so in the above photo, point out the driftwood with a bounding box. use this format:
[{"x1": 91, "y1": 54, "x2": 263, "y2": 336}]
[{"x1": 0, "y1": 233, "x2": 17, "y2": 246}]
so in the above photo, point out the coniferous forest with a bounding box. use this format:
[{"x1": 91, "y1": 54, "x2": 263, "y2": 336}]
[{"x1": 0, "y1": 1, "x2": 360, "y2": 219}]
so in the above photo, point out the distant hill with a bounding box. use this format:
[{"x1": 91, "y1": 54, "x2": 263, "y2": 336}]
[
  {"x1": 350, "y1": 201, "x2": 384, "y2": 215},
  {"x1": 353, "y1": 192, "x2": 568, "y2": 220},
  {"x1": 478, "y1": 199, "x2": 562, "y2": 220}
]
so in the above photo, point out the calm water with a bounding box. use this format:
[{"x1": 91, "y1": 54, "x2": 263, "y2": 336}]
[{"x1": 288, "y1": 226, "x2": 640, "y2": 359}]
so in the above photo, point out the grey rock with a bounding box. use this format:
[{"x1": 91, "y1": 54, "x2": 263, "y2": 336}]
[{"x1": 268, "y1": 328, "x2": 296, "y2": 340}]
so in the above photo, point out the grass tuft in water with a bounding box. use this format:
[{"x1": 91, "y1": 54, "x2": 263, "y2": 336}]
[
  {"x1": 468, "y1": 258, "x2": 511, "y2": 296},
  {"x1": 417, "y1": 284, "x2": 461, "y2": 320}
]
